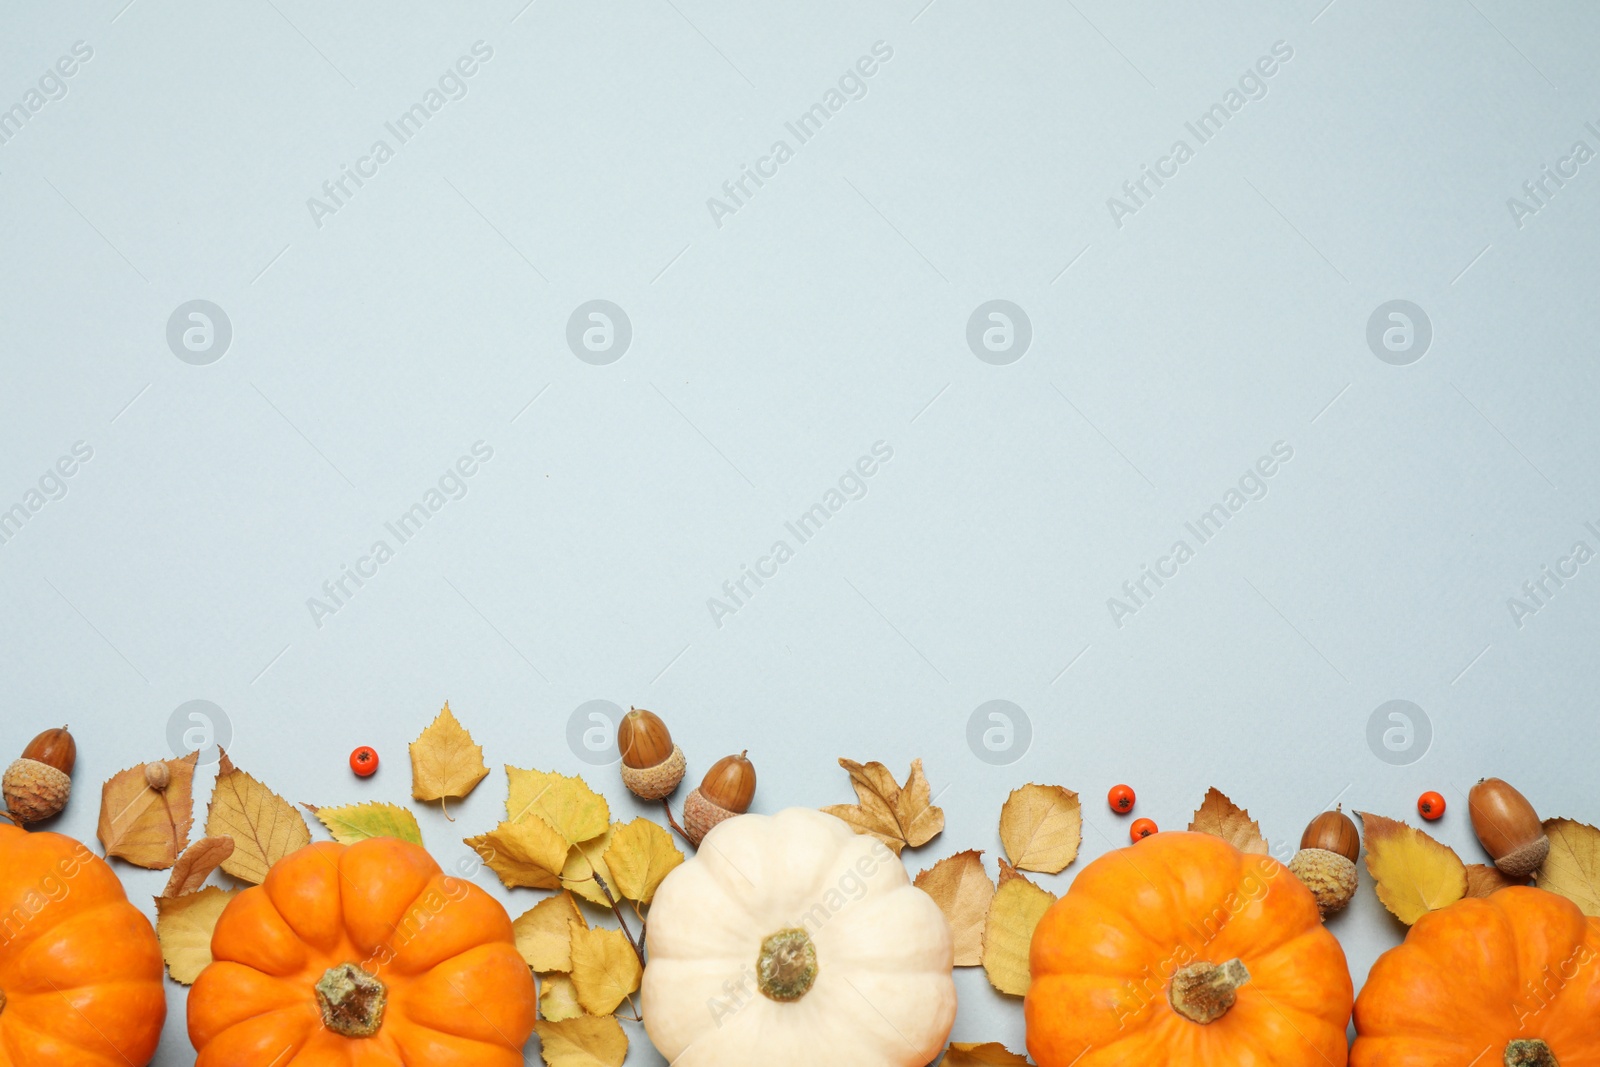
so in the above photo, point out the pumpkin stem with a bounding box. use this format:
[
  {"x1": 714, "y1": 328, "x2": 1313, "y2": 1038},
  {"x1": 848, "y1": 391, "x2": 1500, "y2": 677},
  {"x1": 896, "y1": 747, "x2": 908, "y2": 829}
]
[
  {"x1": 1506, "y1": 1039, "x2": 1559, "y2": 1067},
  {"x1": 316, "y1": 962, "x2": 387, "y2": 1038},
  {"x1": 1168, "y1": 958, "x2": 1250, "y2": 1024},
  {"x1": 756, "y1": 928, "x2": 818, "y2": 1003}
]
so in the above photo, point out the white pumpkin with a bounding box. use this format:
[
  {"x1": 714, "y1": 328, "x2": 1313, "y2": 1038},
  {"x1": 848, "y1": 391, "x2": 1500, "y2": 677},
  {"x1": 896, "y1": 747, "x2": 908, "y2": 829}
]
[{"x1": 641, "y1": 807, "x2": 956, "y2": 1067}]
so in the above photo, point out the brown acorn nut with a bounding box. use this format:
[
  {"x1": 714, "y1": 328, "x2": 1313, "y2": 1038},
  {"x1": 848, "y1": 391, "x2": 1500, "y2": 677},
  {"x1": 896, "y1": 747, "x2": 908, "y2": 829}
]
[
  {"x1": 617, "y1": 709, "x2": 686, "y2": 801},
  {"x1": 1288, "y1": 807, "x2": 1360, "y2": 918},
  {"x1": 1469, "y1": 778, "x2": 1548, "y2": 879},
  {"x1": 683, "y1": 751, "x2": 756, "y2": 846},
  {"x1": 3, "y1": 726, "x2": 76, "y2": 825}
]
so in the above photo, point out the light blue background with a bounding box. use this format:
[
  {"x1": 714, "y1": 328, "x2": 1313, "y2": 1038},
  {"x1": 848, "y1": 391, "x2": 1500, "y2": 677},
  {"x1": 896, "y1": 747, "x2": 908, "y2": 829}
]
[{"x1": 3, "y1": 1, "x2": 1599, "y2": 1062}]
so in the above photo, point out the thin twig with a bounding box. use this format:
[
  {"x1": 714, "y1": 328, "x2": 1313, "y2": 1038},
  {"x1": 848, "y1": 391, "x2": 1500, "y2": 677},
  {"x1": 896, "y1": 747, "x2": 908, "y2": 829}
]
[
  {"x1": 588, "y1": 868, "x2": 646, "y2": 966},
  {"x1": 662, "y1": 799, "x2": 694, "y2": 848}
]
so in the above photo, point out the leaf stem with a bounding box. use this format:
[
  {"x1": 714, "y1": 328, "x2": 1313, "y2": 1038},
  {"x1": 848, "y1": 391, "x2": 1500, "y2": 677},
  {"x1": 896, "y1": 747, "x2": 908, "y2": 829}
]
[
  {"x1": 590, "y1": 870, "x2": 646, "y2": 967},
  {"x1": 662, "y1": 799, "x2": 694, "y2": 849}
]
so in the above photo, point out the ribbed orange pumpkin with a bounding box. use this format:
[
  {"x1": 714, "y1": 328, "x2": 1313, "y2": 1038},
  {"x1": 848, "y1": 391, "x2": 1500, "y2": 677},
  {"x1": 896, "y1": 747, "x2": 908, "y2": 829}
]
[
  {"x1": 0, "y1": 823, "x2": 166, "y2": 1066},
  {"x1": 1353, "y1": 886, "x2": 1600, "y2": 1066},
  {"x1": 1026, "y1": 831, "x2": 1353, "y2": 1067},
  {"x1": 188, "y1": 838, "x2": 535, "y2": 1066}
]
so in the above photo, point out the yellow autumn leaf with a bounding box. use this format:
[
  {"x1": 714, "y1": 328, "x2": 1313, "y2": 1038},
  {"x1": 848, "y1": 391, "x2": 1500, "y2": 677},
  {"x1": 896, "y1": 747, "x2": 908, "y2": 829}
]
[
  {"x1": 1536, "y1": 818, "x2": 1600, "y2": 916},
  {"x1": 507, "y1": 766, "x2": 609, "y2": 845},
  {"x1": 513, "y1": 893, "x2": 588, "y2": 972},
  {"x1": 568, "y1": 921, "x2": 642, "y2": 1016},
  {"x1": 205, "y1": 766, "x2": 310, "y2": 884},
  {"x1": 914, "y1": 849, "x2": 994, "y2": 966},
  {"x1": 562, "y1": 828, "x2": 616, "y2": 907},
  {"x1": 162, "y1": 836, "x2": 234, "y2": 897},
  {"x1": 534, "y1": 1015, "x2": 628, "y2": 1067},
  {"x1": 1359, "y1": 811, "x2": 1467, "y2": 924},
  {"x1": 601, "y1": 817, "x2": 684, "y2": 904},
  {"x1": 821, "y1": 757, "x2": 944, "y2": 855},
  {"x1": 999, "y1": 784, "x2": 1082, "y2": 873},
  {"x1": 941, "y1": 1042, "x2": 1032, "y2": 1066},
  {"x1": 155, "y1": 886, "x2": 241, "y2": 984},
  {"x1": 538, "y1": 974, "x2": 583, "y2": 1022},
  {"x1": 410, "y1": 702, "x2": 490, "y2": 812},
  {"x1": 466, "y1": 818, "x2": 569, "y2": 890},
  {"x1": 97, "y1": 752, "x2": 199, "y2": 869},
  {"x1": 981, "y1": 860, "x2": 1056, "y2": 996},
  {"x1": 1188, "y1": 787, "x2": 1269, "y2": 855},
  {"x1": 305, "y1": 801, "x2": 423, "y2": 847}
]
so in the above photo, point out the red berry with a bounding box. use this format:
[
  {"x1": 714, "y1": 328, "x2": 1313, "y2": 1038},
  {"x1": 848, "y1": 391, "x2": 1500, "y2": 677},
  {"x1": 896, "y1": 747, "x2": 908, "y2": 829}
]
[
  {"x1": 1418, "y1": 791, "x2": 1445, "y2": 820},
  {"x1": 1130, "y1": 817, "x2": 1158, "y2": 842},
  {"x1": 350, "y1": 746, "x2": 379, "y2": 778},
  {"x1": 1108, "y1": 784, "x2": 1136, "y2": 814}
]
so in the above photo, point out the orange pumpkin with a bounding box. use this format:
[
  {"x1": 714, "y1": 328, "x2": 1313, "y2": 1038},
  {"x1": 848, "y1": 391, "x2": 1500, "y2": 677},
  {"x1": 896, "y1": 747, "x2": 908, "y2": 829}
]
[
  {"x1": 0, "y1": 823, "x2": 166, "y2": 1066},
  {"x1": 1026, "y1": 831, "x2": 1353, "y2": 1067},
  {"x1": 188, "y1": 837, "x2": 536, "y2": 1066},
  {"x1": 1353, "y1": 886, "x2": 1600, "y2": 1066}
]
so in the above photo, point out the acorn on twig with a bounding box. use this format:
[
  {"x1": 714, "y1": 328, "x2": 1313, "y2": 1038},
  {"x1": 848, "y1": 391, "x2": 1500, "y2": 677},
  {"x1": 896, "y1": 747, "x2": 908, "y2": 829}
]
[
  {"x1": 683, "y1": 751, "x2": 756, "y2": 846},
  {"x1": 1469, "y1": 778, "x2": 1548, "y2": 879},
  {"x1": 1288, "y1": 807, "x2": 1360, "y2": 918},
  {"x1": 618, "y1": 709, "x2": 686, "y2": 801},
  {"x1": 3, "y1": 727, "x2": 77, "y2": 825}
]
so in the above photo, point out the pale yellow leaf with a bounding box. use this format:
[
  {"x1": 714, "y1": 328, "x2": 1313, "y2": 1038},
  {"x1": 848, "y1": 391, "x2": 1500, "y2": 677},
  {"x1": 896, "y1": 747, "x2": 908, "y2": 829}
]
[
  {"x1": 1359, "y1": 811, "x2": 1467, "y2": 925},
  {"x1": 999, "y1": 784, "x2": 1083, "y2": 873},
  {"x1": 97, "y1": 752, "x2": 199, "y2": 869},
  {"x1": 410, "y1": 702, "x2": 490, "y2": 808},
  {"x1": 568, "y1": 921, "x2": 642, "y2": 1016},
  {"x1": 914, "y1": 849, "x2": 994, "y2": 966},
  {"x1": 821, "y1": 757, "x2": 944, "y2": 855},
  {"x1": 1536, "y1": 818, "x2": 1600, "y2": 916},
  {"x1": 562, "y1": 825, "x2": 616, "y2": 907},
  {"x1": 1188, "y1": 787, "x2": 1269, "y2": 855},
  {"x1": 941, "y1": 1042, "x2": 1032, "y2": 1066},
  {"x1": 601, "y1": 817, "x2": 684, "y2": 904},
  {"x1": 162, "y1": 836, "x2": 234, "y2": 897},
  {"x1": 205, "y1": 767, "x2": 311, "y2": 884},
  {"x1": 513, "y1": 893, "x2": 588, "y2": 972},
  {"x1": 466, "y1": 818, "x2": 569, "y2": 890},
  {"x1": 305, "y1": 801, "x2": 423, "y2": 847},
  {"x1": 538, "y1": 974, "x2": 583, "y2": 1022},
  {"x1": 506, "y1": 766, "x2": 609, "y2": 845},
  {"x1": 981, "y1": 860, "x2": 1056, "y2": 996},
  {"x1": 155, "y1": 886, "x2": 241, "y2": 984},
  {"x1": 534, "y1": 1015, "x2": 628, "y2": 1067}
]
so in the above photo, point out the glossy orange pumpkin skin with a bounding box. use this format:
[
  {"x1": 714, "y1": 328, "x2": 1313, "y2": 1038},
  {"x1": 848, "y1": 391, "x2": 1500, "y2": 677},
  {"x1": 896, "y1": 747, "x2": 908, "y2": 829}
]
[
  {"x1": 188, "y1": 838, "x2": 536, "y2": 1066},
  {"x1": 0, "y1": 823, "x2": 166, "y2": 1067},
  {"x1": 1026, "y1": 831, "x2": 1353, "y2": 1067},
  {"x1": 1353, "y1": 886, "x2": 1600, "y2": 1066}
]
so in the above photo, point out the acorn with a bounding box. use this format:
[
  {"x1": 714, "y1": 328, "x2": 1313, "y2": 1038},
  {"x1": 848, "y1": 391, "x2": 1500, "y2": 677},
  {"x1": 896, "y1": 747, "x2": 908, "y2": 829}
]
[
  {"x1": 3, "y1": 727, "x2": 76, "y2": 825},
  {"x1": 683, "y1": 751, "x2": 756, "y2": 846},
  {"x1": 1469, "y1": 778, "x2": 1548, "y2": 879},
  {"x1": 1288, "y1": 807, "x2": 1360, "y2": 918},
  {"x1": 617, "y1": 709, "x2": 686, "y2": 801}
]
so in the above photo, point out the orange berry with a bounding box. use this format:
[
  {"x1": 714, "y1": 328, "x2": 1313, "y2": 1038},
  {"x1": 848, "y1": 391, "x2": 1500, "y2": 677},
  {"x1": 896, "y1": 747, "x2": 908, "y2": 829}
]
[
  {"x1": 1130, "y1": 817, "x2": 1158, "y2": 842},
  {"x1": 349, "y1": 746, "x2": 379, "y2": 778},
  {"x1": 1108, "y1": 784, "x2": 1136, "y2": 814},
  {"x1": 1418, "y1": 791, "x2": 1445, "y2": 820}
]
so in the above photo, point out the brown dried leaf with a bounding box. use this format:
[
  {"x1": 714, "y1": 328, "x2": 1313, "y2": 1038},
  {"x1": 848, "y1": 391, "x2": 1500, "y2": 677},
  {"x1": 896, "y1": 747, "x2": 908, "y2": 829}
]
[
  {"x1": 534, "y1": 1015, "x2": 627, "y2": 1067},
  {"x1": 162, "y1": 836, "x2": 235, "y2": 897},
  {"x1": 821, "y1": 757, "x2": 944, "y2": 855},
  {"x1": 1536, "y1": 818, "x2": 1600, "y2": 916},
  {"x1": 97, "y1": 752, "x2": 199, "y2": 869},
  {"x1": 568, "y1": 921, "x2": 641, "y2": 1016},
  {"x1": 999, "y1": 784, "x2": 1082, "y2": 873},
  {"x1": 513, "y1": 892, "x2": 588, "y2": 972},
  {"x1": 1359, "y1": 811, "x2": 1467, "y2": 925},
  {"x1": 155, "y1": 886, "x2": 240, "y2": 984},
  {"x1": 941, "y1": 1042, "x2": 1032, "y2": 1066},
  {"x1": 1465, "y1": 863, "x2": 1525, "y2": 898},
  {"x1": 981, "y1": 860, "x2": 1056, "y2": 996},
  {"x1": 1188, "y1": 787, "x2": 1269, "y2": 855},
  {"x1": 914, "y1": 850, "x2": 994, "y2": 966},
  {"x1": 205, "y1": 766, "x2": 311, "y2": 884},
  {"x1": 410, "y1": 702, "x2": 489, "y2": 813}
]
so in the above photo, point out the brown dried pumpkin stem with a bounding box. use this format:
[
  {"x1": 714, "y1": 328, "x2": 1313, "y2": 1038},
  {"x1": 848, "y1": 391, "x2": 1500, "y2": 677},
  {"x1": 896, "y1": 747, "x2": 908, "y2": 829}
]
[
  {"x1": 1505, "y1": 1039, "x2": 1559, "y2": 1067},
  {"x1": 1168, "y1": 958, "x2": 1250, "y2": 1024},
  {"x1": 315, "y1": 963, "x2": 386, "y2": 1038},
  {"x1": 756, "y1": 928, "x2": 818, "y2": 1002}
]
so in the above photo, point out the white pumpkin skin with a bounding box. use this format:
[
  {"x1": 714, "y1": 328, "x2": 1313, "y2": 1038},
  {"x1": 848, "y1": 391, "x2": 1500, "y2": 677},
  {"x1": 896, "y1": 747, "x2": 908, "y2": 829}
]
[{"x1": 641, "y1": 807, "x2": 956, "y2": 1067}]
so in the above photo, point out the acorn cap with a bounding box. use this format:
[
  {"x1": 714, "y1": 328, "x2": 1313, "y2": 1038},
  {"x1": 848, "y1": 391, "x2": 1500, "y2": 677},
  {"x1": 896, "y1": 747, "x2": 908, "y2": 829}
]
[
  {"x1": 1288, "y1": 847, "x2": 1357, "y2": 919},
  {"x1": 3, "y1": 758, "x2": 72, "y2": 824},
  {"x1": 1495, "y1": 834, "x2": 1550, "y2": 880},
  {"x1": 620, "y1": 743, "x2": 686, "y2": 801},
  {"x1": 683, "y1": 786, "x2": 739, "y2": 846}
]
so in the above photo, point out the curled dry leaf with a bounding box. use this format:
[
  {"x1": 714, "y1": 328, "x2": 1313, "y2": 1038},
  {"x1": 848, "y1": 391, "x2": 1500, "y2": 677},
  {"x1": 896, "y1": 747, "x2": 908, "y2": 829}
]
[
  {"x1": 601, "y1": 816, "x2": 684, "y2": 904},
  {"x1": 1535, "y1": 817, "x2": 1600, "y2": 916},
  {"x1": 466, "y1": 818, "x2": 569, "y2": 890},
  {"x1": 304, "y1": 801, "x2": 423, "y2": 847},
  {"x1": 514, "y1": 893, "x2": 588, "y2": 972},
  {"x1": 562, "y1": 825, "x2": 616, "y2": 907},
  {"x1": 410, "y1": 702, "x2": 490, "y2": 815},
  {"x1": 97, "y1": 752, "x2": 199, "y2": 869},
  {"x1": 162, "y1": 836, "x2": 235, "y2": 898},
  {"x1": 999, "y1": 784, "x2": 1083, "y2": 873},
  {"x1": 538, "y1": 974, "x2": 583, "y2": 1022},
  {"x1": 1464, "y1": 863, "x2": 1525, "y2": 898},
  {"x1": 1188, "y1": 787, "x2": 1269, "y2": 855},
  {"x1": 914, "y1": 850, "x2": 994, "y2": 966},
  {"x1": 155, "y1": 886, "x2": 241, "y2": 984},
  {"x1": 981, "y1": 860, "x2": 1057, "y2": 996},
  {"x1": 568, "y1": 921, "x2": 642, "y2": 1016},
  {"x1": 941, "y1": 1042, "x2": 1032, "y2": 1066},
  {"x1": 205, "y1": 764, "x2": 311, "y2": 885},
  {"x1": 507, "y1": 766, "x2": 610, "y2": 845},
  {"x1": 534, "y1": 1015, "x2": 628, "y2": 1067},
  {"x1": 821, "y1": 757, "x2": 944, "y2": 855},
  {"x1": 1359, "y1": 811, "x2": 1467, "y2": 925}
]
